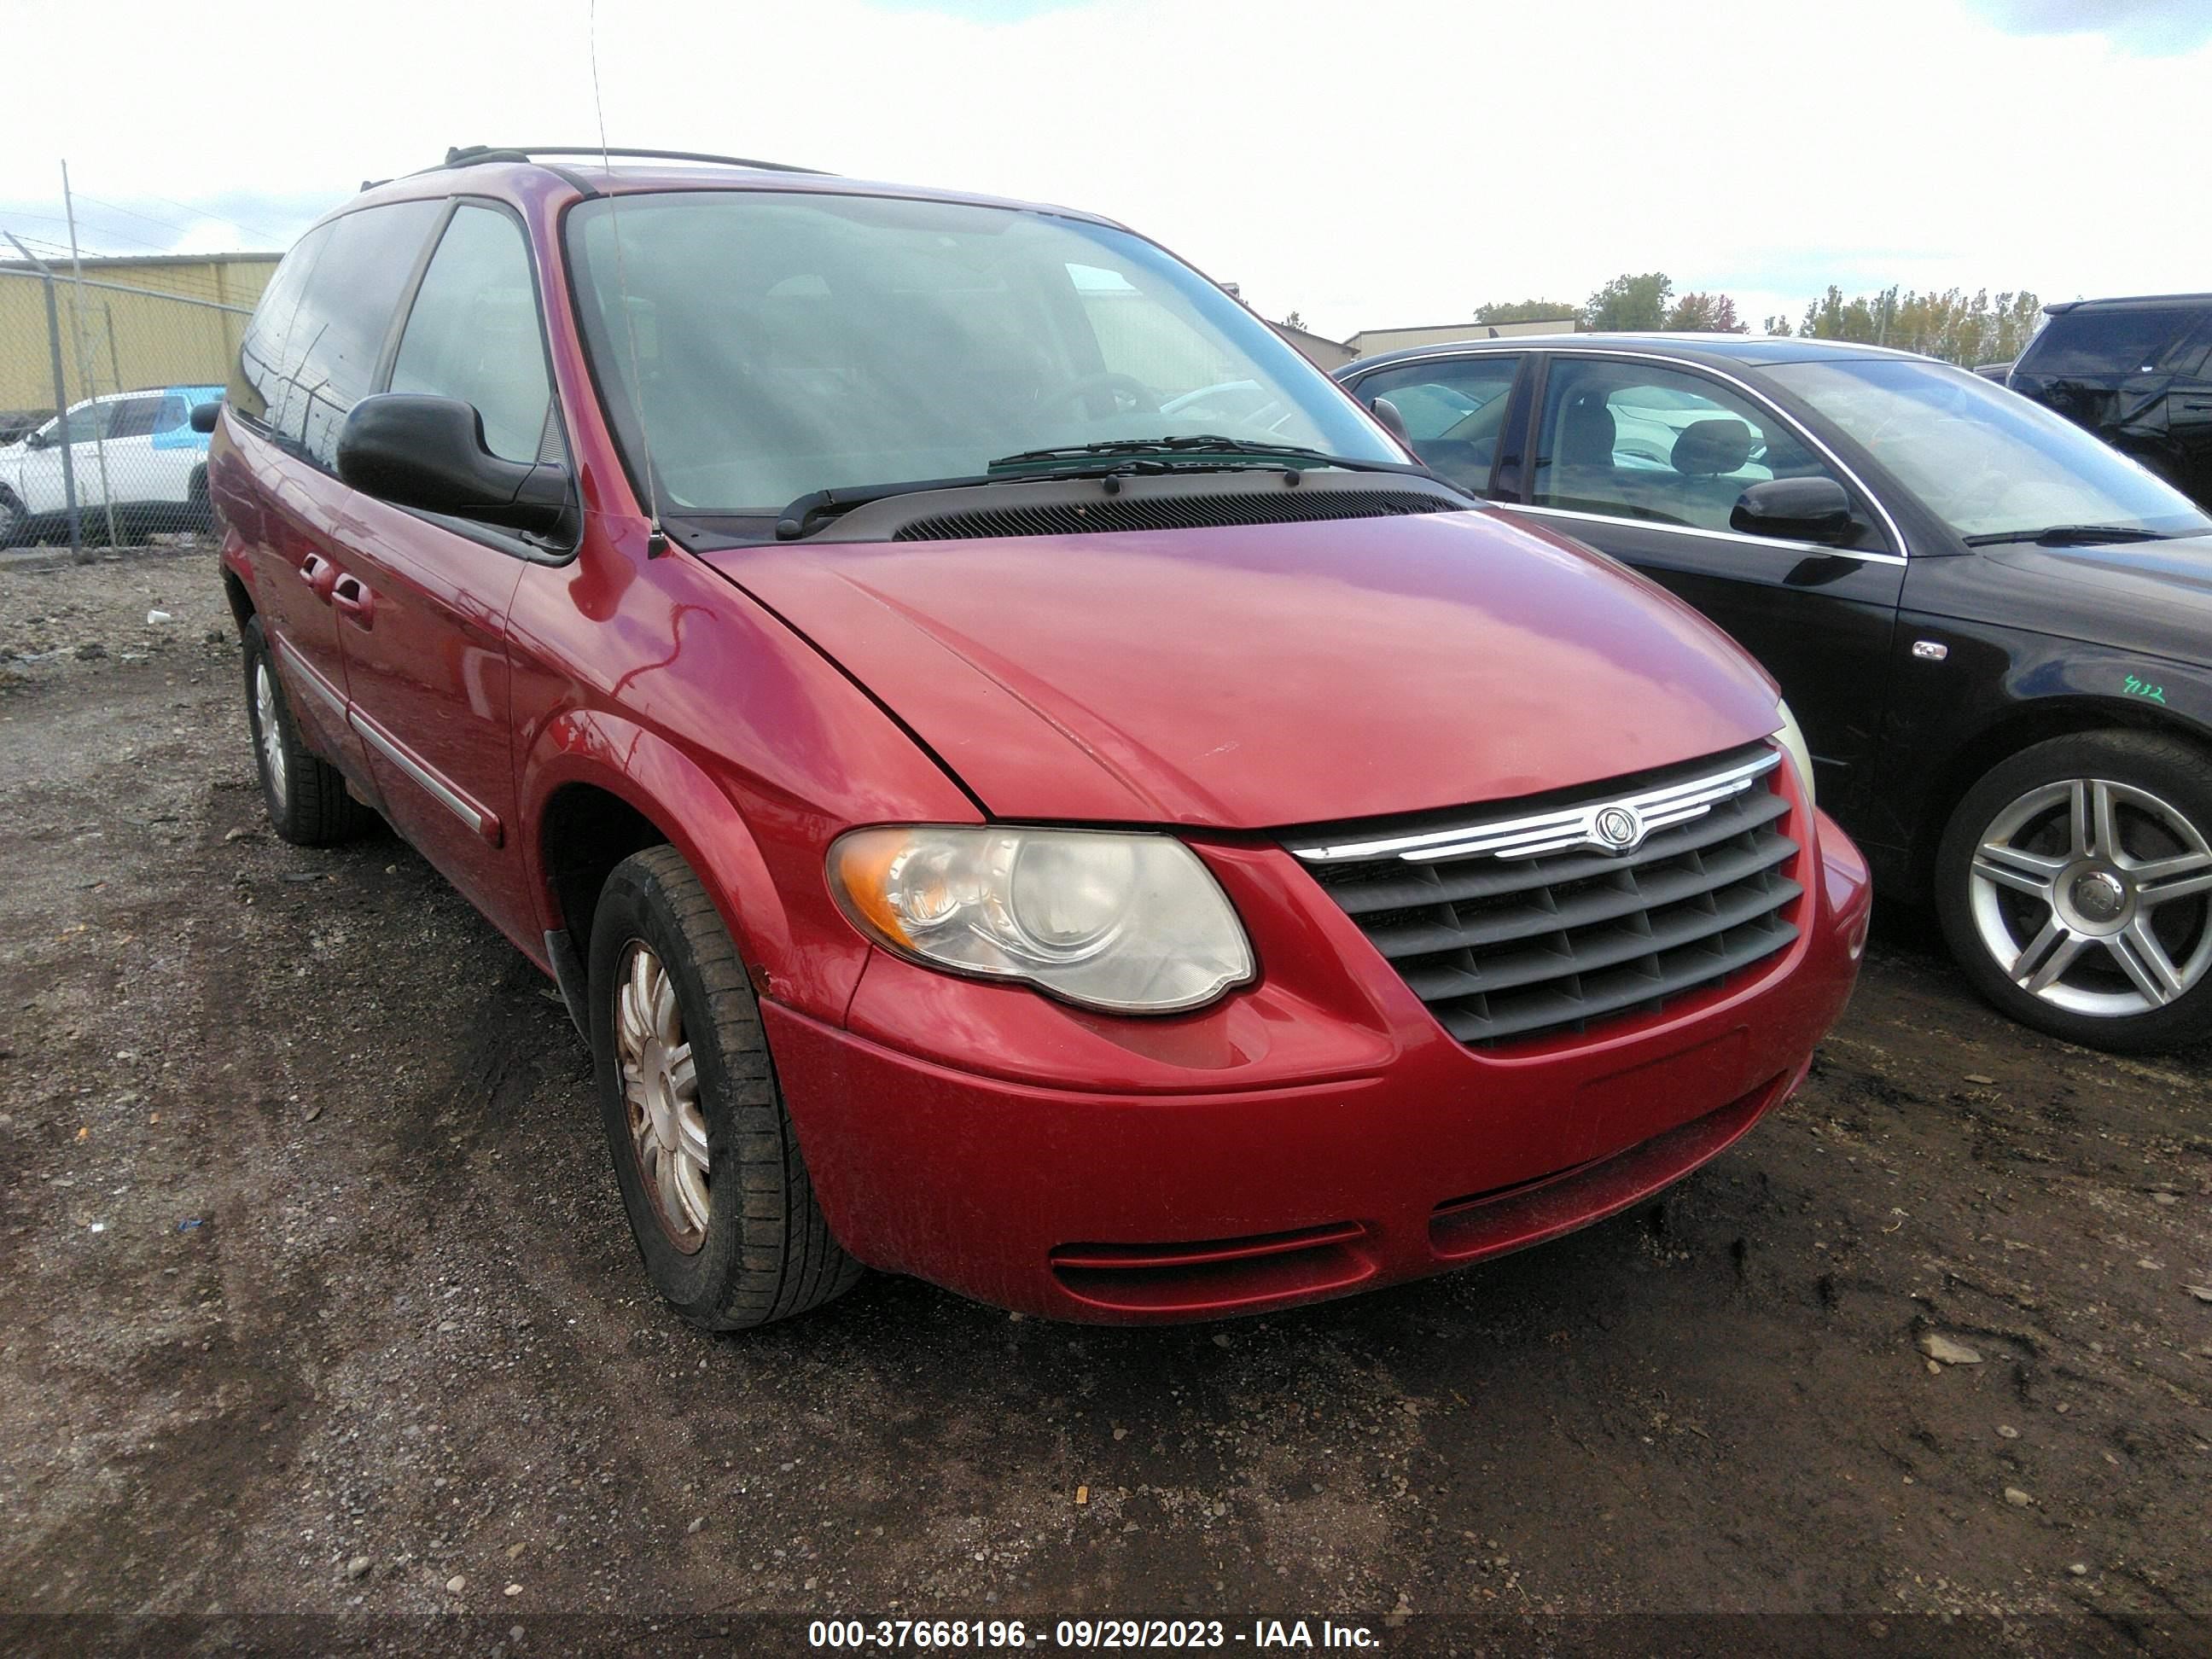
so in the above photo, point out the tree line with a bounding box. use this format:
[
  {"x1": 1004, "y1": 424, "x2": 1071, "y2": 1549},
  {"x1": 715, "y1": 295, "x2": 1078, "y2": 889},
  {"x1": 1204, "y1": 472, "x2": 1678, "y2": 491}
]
[{"x1": 1464, "y1": 275, "x2": 2045, "y2": 366}]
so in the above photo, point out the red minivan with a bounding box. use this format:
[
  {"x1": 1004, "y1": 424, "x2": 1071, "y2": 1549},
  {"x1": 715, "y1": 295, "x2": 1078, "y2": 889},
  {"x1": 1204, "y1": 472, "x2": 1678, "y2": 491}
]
[{"x1": 207, "y1": 147, "x2": 1871, "y2": 1327}]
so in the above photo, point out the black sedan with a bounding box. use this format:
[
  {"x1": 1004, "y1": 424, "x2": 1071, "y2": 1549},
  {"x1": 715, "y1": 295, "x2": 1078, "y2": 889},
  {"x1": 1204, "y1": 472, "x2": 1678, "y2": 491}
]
[{"x1": 1339, "y1": 334, "x2": 2212, "y2": 1051}]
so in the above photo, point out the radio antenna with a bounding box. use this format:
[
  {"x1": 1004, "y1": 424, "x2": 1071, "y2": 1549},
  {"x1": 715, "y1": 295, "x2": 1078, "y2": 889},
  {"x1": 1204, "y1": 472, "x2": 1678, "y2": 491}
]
[{"x1": 591, "y1": 0, "x2": 668, "y2": 556}]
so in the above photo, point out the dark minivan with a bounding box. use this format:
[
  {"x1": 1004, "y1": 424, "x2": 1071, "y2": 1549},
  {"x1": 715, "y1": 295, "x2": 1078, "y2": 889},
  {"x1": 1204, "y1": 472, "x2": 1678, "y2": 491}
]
[{"x1": 2008, "y1": 294, "x2": 2212, "y2": 509}]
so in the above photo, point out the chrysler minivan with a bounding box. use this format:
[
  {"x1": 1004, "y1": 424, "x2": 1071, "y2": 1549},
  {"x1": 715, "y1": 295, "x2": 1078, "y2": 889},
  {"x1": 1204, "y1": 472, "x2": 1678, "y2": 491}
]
[{"x1": 207, "y1": 146, "x2": 1870, "y2": 1326}]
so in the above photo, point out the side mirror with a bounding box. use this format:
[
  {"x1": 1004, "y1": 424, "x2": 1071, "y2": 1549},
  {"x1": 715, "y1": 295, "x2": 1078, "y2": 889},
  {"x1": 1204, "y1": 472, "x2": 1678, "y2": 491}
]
[
  {"x1": 189, "y1": 401, "x2": 221, "y2": 434},
  {"x1": 336, "y1": 394, "x2": 569, "y2": 536},
  {"x1": 1367, "y1": 394, "x2": 1410, "y2": 445},
  {"x1": 1731, "y1": 476, "x2": 1854, "y2": 544}
]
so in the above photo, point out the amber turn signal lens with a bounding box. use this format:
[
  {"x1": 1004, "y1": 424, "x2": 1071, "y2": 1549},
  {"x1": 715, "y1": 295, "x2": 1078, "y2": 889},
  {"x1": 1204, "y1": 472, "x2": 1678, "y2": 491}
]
[{"x1": 829, "y1": 829, "x2": 917, "y2": 949}]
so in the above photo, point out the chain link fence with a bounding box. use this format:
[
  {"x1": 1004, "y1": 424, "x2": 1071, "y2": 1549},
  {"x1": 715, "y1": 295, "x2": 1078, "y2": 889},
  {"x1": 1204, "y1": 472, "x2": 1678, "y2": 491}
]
[{"x1": 0, "y1": 243, "x2": 277, "y2": 556}]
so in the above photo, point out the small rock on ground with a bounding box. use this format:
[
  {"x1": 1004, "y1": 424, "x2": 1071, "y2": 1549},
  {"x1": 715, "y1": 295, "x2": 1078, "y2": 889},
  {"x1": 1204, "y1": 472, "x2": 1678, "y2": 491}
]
[{"x1": 1919, "y1": 1332, "x2": 1984, "y2": 1365}]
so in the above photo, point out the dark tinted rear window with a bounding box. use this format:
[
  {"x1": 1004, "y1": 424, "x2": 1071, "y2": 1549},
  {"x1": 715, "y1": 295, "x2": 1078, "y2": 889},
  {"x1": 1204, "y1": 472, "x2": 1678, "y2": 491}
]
[
  {"x1": 2020, "y1": 304, "x2": 2207, "y2": 379},
  {"x1": 235, "y1": 200, "x2": 443, "y2": 466},
  {"x1": 231, "y1": 221, "x2": 330, "y2": 431},
  {"x1": 288, "y1": 201, "x2": 444, "y2": 466}
]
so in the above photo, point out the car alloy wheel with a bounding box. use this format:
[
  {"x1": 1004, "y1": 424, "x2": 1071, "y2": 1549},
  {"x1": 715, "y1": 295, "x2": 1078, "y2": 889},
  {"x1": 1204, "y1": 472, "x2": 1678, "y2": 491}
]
[
  {"x1": 1967, "y1": 776, "x2": 2212, "y2": 1018},
  {"x1": 253, "y1": 659, "x2": 289, "y2": 813},
  {"x1": 614, "y1": 938, "x2": 709, "y2": 1252}
]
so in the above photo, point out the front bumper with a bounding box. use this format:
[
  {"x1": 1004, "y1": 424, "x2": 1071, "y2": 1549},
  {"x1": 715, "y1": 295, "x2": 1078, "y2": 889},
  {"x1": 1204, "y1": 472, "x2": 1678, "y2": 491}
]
[{"x1": 768, "y1": 811, "x2": 1871, "y2": 1323}]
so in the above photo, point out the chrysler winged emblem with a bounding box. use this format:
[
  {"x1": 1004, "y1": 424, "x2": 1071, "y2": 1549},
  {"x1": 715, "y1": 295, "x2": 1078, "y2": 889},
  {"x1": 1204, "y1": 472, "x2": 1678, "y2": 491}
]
[{"x1": 1593, "y1": 804, "x2": 1644, "y2": 853}]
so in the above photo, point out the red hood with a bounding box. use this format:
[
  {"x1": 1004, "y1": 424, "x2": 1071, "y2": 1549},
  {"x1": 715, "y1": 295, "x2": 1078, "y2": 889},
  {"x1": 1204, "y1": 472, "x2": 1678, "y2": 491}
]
[{"x1": 701, "y1": 509, "x2": 1782, "y2": 830}]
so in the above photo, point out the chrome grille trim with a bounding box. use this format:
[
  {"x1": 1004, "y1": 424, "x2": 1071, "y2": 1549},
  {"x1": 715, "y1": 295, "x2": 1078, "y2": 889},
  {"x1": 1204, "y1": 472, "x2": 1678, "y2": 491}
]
[
  {"x1": 1288, "y1": 745, "x2": 1802, "y2": 1048},
  {"x1": 1289, "y1": 748, "x2": 1780, "y2": 864}
]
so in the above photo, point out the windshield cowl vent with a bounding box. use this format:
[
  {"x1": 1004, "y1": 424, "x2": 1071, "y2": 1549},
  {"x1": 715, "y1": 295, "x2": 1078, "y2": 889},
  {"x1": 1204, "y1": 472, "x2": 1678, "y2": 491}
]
[
  {"x1": 894, "y1": 487, "x2": 1455, "y2": 542},
  {"x1": 827, "y1": 469, "x2": 1461, "y2": 544}
]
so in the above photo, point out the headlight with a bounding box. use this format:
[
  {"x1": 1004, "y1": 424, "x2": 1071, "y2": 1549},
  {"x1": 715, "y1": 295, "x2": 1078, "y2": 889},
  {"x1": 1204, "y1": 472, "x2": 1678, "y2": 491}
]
[
  {"x1": 828, "y1": 825, "x2": 1254, "y2": 1014},
  {"x1": 1772, "y1": 701, "x2": 1815, "y2": 810}
]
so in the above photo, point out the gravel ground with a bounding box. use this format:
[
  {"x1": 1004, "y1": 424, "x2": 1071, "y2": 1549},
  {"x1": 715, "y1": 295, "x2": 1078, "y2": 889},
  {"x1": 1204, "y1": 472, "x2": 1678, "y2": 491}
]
[{"x1": 1, "y1": 545, "x2": 2207, "y2": 1656}]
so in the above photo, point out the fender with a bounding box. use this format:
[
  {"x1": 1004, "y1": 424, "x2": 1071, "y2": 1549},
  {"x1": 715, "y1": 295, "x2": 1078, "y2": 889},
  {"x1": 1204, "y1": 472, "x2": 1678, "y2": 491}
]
[
  {"x1": 1998, "y1": 636, "x2": 2212, "y2": 739},
  {"x1": 1875, "y1": 614, "x2": 2212, "y2": 879},
  {"x1": 219, "y1": 528, "x2": 257, "y2": 611},
  {"x1": 519, "y1": 707, "x2": 867, "y2": 1023}
]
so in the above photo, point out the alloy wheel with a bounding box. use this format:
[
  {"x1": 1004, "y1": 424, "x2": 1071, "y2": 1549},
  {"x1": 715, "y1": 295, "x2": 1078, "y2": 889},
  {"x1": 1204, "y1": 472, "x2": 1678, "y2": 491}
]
[
  {"x1": 1968, "y1": 776, "x2": 2212, "y2": 1018},
  {"x1": 615, "y1": 939, "x2": 709, "y2": 1252},
  {"x1": 253, "y1": 659, "x2": 288, "y2": 812}
]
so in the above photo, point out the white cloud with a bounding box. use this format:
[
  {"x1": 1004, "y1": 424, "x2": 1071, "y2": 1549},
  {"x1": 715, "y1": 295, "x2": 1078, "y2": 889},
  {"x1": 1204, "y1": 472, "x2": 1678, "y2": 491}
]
[{"x1": 3, "y1": 0, "x2": 2205, "y2": 339}]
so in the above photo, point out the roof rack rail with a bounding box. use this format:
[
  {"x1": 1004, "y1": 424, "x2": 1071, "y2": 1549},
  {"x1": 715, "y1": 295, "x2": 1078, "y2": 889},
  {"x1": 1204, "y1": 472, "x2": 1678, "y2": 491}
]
[{"x1": 434, "y1": 144, "x2": 828, "y2": 176}]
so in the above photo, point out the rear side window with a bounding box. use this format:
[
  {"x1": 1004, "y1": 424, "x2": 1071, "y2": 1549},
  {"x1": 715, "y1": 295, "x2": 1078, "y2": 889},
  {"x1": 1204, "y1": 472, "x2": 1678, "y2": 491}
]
[
  {"x1": 231, "y1": 222, "x2": 330, "y2": 430},
  {"x1": 2020, "y1": 305, "x2": 2207, "y2": 379},
  {"x1": 108, "y1": 397, "x2": 163, "y2": 439},
  {"x1": 284, "y1": 201, "x2": 444, "y2": 467},
  {"x1": 389, "y1": 206, "x2": 554, "y2": 464}
]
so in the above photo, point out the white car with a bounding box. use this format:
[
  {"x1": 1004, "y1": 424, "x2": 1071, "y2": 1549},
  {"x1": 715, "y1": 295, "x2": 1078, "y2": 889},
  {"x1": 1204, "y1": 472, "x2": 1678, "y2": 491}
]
[{"x1": 0, "y1": 383, "x2": 223, "y2": 545}]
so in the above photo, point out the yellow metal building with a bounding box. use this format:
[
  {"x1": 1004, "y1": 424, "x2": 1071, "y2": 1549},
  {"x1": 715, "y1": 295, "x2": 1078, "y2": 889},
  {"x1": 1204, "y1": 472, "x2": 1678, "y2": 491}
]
[{"x1": 0, "y1": 252, "x2": 280, "y2": 414}]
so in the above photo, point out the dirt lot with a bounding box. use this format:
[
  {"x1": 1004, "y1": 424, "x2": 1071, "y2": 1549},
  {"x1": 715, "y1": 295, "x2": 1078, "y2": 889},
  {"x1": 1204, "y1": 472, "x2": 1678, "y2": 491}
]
[{"x1": 1, "y1": 546, "x2": 2208, "y2": 1656}]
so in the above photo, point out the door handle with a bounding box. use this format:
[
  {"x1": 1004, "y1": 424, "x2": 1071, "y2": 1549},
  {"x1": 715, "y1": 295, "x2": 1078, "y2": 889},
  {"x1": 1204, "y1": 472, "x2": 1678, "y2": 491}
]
[
  {"x1": 331, "y1": 573, "x2": 375, "y2": 628},
  {"x1": 298, "y1": 553, "x2": 339, "y2": 602}
]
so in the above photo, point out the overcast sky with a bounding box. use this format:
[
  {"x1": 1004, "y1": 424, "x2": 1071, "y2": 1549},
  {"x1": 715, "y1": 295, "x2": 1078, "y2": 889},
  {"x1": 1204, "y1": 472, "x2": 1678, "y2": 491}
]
[{"x1": 4, "y1": 0, "x2": 2207, "y2": 340}]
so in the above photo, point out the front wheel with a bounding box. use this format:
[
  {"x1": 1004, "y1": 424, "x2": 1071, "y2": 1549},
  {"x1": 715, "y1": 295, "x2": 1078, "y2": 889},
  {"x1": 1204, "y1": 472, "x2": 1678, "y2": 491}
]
[
  {"x1": 1935, "y1": 731, "x2": 2212, "y2": 1051},
  {"x1": 588, "y1": 846, "x2": 861, "y2": 1330},
  {"x1": 0, "y1": 487, "x2": 26, "y2": 549}
]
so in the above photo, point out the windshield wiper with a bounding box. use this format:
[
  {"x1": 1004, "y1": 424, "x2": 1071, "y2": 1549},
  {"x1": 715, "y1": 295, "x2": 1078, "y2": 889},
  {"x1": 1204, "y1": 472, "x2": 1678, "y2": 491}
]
[
  {"x1": 987, "y1": 434, "x2": 1433, "y2": 479},
  {"x1": 772, "y1": 440, "x2": 1470, "y2": 540},
  {"x1": 1963, "y1": 524, "x2": 2180, "y2": 548},
  {"x1": 774, "y1": 461, "x2": 1150, "y2": 540}
]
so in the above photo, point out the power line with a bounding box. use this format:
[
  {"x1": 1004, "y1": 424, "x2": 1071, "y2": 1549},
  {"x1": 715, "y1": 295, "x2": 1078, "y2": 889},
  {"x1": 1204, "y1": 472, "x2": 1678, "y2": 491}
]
[
  {"x1": 71, "y1": 193, "x2": 201, "y2": 236},
  {"x1": 115, "y1": 187, "x2": 292, "y2": 245},
  {"x1": 0, "y1": 207, "x2": 175, "y2": 256},
  {"x1": 74, "y1": 190, "x2": 282, "y2": 247}
]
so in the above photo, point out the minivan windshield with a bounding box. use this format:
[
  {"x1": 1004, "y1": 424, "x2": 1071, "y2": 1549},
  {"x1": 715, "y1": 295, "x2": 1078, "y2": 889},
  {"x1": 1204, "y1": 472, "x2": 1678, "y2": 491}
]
[
  {"x1": 1765, "y1": 356, "x2": 2212, "y2": 544},
  {"x1": 565, "y1": 190, "x2": 1398, "y2": 516}
]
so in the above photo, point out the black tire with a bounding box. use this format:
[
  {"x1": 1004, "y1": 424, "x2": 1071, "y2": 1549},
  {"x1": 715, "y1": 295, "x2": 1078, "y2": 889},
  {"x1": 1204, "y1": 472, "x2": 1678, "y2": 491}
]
[
  {"x1": 0, "y1": 487, "x2": 26, "y2": 550},
  {"x1": 187, "y1": 468, "x2": 212, "y2": 535},
  {"x1": 1935, "y1": 731, "x2": 2212, "y2": 1052},
  {"x1": 588, "y1": 845, "x2": 862, "y2": 1330},
  {"x1": 240, "y1": 616, "x2": 375, "y2": 846}
]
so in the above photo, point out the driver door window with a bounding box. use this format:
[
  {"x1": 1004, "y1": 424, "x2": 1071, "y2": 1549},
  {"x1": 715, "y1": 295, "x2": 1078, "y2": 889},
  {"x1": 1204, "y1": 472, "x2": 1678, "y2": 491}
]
[
  {"x1": 390, "y1": 205, "x2": 556, "y2": 463},
  {"x1": 47, "y1": 401, "x2": 117, "y2": 447},
  {"x1": 1353, "y1": 356, "x2": 1522, "y2": 492},
  {"x1": 1533, "y1": 358, "x2": 1845, "y2": 538}
]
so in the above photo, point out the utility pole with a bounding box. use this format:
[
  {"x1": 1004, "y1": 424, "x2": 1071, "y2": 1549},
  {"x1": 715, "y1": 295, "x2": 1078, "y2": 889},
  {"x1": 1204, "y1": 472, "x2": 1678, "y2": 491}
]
[
  {"x1": 61, "y1": 160, "x2": 120, "y2": 550},
  {"x1": 6, "y1": 232, "x2": 84, "y2": 561}
]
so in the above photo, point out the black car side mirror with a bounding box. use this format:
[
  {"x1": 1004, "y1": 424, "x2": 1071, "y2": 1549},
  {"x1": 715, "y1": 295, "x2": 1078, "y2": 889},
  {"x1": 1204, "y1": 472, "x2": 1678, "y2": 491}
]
[
  {"x1": 336, "y1": 394, "x2": 569, "y2": 536},
  {"x1": 1732, "y1": 476, "x2": 1854, "y2": 544},
  {"x1": 189, "y1": 401, "x2": 221, "y2": 434},
  {"x1": 1367, "y1": 394, "x2": 1411, "y2": 445}
]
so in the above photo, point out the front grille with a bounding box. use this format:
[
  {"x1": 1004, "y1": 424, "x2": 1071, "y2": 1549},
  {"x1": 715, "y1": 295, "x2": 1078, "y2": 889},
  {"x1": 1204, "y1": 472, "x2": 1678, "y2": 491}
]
[
  {"x1": 1288, "y1": 745, "x2": 1802, "y2": 1047},
  {"x1": 890, "y1": 487, "x2": 1454, "y2": 542}
]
